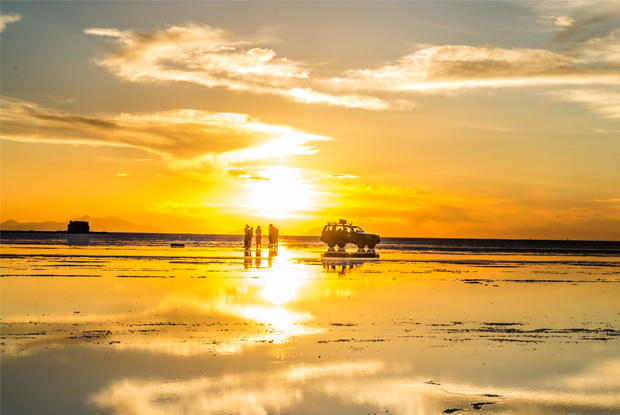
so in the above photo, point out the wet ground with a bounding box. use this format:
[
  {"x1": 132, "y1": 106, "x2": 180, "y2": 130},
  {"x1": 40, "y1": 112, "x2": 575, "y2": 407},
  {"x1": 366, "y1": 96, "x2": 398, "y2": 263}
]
[{"x1": 2, "y1": 241, "x2": 620, "y2": 414}]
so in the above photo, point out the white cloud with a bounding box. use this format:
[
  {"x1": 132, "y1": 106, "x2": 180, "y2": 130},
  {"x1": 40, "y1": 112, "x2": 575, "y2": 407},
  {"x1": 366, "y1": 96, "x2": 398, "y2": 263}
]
[
  {"x1": 84, "y1": 21, "x2": 620, "y2": 115},
  {"x1": 0, "y1": 13, "x2": 22, "y2": 32},
  {"x1": 555, "y1": 16, "x2": 575, "y2": 27},
  {"x1": 329, "y1": 45, "x2": 620, "y2": 93},
  {"x1": 554, "y1": 88, "x2": 620, "y2": 119},
  {"x1": 85, "y1": 23, "x2": 394, "y2": 111}
]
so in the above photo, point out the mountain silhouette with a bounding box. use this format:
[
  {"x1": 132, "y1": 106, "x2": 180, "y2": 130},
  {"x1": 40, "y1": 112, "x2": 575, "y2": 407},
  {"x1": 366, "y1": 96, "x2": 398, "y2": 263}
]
[{"x1": 1, "y1": 216, "x2": 166, "y2": 233}]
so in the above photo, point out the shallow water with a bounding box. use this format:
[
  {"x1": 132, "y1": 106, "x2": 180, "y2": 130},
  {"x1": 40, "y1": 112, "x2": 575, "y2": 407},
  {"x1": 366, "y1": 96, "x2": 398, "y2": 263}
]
[{"x1": 2, "y1": 235, "x2": 620, "y2": 414}]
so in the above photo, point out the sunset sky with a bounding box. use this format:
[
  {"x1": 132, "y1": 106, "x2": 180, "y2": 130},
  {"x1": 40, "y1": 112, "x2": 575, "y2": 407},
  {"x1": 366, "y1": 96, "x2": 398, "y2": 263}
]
[{"x1": 1, "y1": 1, "x2": 619, "y2": 239}]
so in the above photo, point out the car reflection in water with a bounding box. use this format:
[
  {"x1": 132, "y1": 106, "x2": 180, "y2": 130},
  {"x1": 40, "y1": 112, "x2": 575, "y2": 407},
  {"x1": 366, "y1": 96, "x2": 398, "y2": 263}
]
[{"x1": 321, "y1": 259, "x2": 366, "y2": 275}]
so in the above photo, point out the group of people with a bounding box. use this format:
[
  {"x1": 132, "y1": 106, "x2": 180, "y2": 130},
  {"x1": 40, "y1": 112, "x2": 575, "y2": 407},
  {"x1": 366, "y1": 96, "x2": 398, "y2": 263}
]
[{"x1": 244, "y1": 223, "x2": 279, "y2": 250}]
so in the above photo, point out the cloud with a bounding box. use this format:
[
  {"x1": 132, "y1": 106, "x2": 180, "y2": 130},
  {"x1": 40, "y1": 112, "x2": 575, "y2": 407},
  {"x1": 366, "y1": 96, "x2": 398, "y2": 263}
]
[
  {"x1": 326, "y1": 174, "x2": 359, "y2": 179},
  {"x1": 329, "y1": 45, "x2": 620, "y2": 93},
  {"x1": 84, "y1": 21, "x2": 620, "y2": 114},
  {"x1": 553, "y1": 8, "x2": 620, "y2": 44},
  {"x1": 536, "y1": 3, "x2": 620, "y2": 63},
  {"x1": 556, "y1": 16, "x2": 576, "y2": 27},
  {"x1": 595, "y1": 129, "x2": 620, "y2": 133},
  {"x1": 0, "y1": 97, "x2": 332, "y2": 170},
  {"x1": 0, "y1": 13, "x2": 21, "y2": 32},
  {"x1": 85, "y1": 23, "x2": 395, "y2": 110},
  {"x1": 553, "y1": 88, "x2": 620, "y2": 118},
  {"x1": 148, "y1": 200, "x2": 245, "y2": 217},
  {"x1": 456, "y1": 122, "x2": 516, "y2": 132},
  {"x1": 322, "y1": 2, "x2": 620, "y2": 99}
]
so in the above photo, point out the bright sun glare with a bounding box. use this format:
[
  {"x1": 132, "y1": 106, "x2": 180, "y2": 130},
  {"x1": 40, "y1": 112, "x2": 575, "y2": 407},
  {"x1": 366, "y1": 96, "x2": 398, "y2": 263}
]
[{"x1": 246, "y1": 166, "x2": 313, "y2": 217}]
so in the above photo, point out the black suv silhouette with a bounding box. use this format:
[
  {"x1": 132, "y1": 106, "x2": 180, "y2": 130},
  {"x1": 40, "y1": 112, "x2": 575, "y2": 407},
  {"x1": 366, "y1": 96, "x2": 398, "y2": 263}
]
[{"x1": 320, "y1": 219, "x2": 381, "y2": 250}]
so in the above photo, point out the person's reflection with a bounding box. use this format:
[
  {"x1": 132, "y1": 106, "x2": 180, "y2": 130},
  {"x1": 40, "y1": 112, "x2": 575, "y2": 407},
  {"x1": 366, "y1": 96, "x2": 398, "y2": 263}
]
[
  {"x1": 244, "y1": 250, "x2": 252, "y2": 270},
  {"x1": 268, "y1": 250, "x2": 277, "y2": 268},
  {"x1": 255, "y1": 249, "x2": 262, "y2": 268}
]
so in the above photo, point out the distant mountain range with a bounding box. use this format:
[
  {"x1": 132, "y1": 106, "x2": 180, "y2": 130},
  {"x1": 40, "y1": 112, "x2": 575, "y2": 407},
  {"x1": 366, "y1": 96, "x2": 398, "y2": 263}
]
[{"x1": 1, "y1": 215, "x2": 166, "y2": 233}]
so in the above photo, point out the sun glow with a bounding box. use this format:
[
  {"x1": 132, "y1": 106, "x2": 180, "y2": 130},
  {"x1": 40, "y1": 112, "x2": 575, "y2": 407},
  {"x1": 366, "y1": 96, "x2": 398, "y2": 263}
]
[{"x1": 245, "y1": 167, "x2": 314, "y2": 217}]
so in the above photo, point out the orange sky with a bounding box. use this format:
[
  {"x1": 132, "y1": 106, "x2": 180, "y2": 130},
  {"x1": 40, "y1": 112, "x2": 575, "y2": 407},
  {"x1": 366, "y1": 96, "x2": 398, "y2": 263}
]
[{"x1": 1, "y1": 2, "x2": 619, "y2": 239}]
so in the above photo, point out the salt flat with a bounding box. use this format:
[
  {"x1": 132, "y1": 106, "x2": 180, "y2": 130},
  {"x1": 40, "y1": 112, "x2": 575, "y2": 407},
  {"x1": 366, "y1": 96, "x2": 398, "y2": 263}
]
[{"x1": 2, "y1": 235, "x2": 619, "y2": 414}]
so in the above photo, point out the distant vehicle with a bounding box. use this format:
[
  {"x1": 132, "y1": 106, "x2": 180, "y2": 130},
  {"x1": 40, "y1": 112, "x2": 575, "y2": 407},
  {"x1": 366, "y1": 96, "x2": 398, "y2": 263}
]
[{"x1": 320, "y1": 219, "x2": 381, "y2": 249}]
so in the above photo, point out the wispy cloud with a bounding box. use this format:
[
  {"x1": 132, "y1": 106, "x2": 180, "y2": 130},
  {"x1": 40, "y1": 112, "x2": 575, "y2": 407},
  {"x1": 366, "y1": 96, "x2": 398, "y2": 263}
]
[
  {"x1": 0, "y1": 97, "x2": 332, "y2": 170},
  {"x1": 553, "y1": 88, "x2": 620, "y2": 118},
  {"x1": 329, "y1": 45, "x2": 620, "y2": 93},
  {"x1": 148, "y1": 200, "x2": 244, "y2": 217},
  {"x1": 84, "y1": 20, "x2": 620, "y2": 114},
  {"x1": 552, "y1": 6, "x2": 620, "y2": 44},
  {"x1": 534, "y1": 2, "x2": 620, "y2": 62},
  {"x1": 456, "y1": 122, "x2": 516, "y2": 132},
  {"x1": 85, "y1": 23, "x2": 394, "y2": 110},
  {"x1": 326, "y1": 174, "x2": 359, "y2": 179},
  {"x1": 0, "y1": 13, "x2": 22, "y2": 32},
  {"x1": 555, "y1": 16, "x2": 576, "y2": 27}
]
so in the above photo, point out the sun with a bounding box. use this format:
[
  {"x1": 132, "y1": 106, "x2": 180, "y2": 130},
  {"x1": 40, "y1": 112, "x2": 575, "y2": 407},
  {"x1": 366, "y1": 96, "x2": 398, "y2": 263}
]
[{"x1": 246, "y1": 167, "x2": 314, "y2": 217}]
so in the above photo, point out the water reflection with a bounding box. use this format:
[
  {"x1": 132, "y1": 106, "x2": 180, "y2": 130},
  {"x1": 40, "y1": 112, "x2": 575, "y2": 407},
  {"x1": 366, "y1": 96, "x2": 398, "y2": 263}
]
[
  {"x1": 243, "y1": 247, "x2": 278, "y2": 270},
  {"x1": 321, "y1": 258, "x2": 366, "y2": 275},
  {"x1": 1, "y1": 245, "x2": 318, "y2": 357},
  {"x1": 2, "y1": 241, "x2": 620, "y2": 415},
  {"x1": 88, "y1": 357, "x2": 620, "y2": 414},
  {"x1": 66, "y1": 234, "x2": 92, "y2": 246}
]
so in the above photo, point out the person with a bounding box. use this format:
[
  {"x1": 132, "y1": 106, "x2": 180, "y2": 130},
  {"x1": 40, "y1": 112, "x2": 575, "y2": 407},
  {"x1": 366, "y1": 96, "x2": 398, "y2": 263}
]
[
  {"x1": 244, "y1": 225, "x2": 253, "y2": 248},
  {"x1": 255, "y1": 225, "x2": 262, "y2": 249},
  {"x1": 244, "y1": 224, "x2": 250, "y2": 248},
  {"x1": 268, "y1": 224, "x2": 279, "y2": 250}
]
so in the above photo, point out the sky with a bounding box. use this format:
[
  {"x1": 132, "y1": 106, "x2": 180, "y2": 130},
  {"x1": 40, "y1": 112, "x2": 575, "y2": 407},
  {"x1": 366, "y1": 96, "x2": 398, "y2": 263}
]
[{"x1": 1, "y1": 1, "x2": 619, "y2": 239}]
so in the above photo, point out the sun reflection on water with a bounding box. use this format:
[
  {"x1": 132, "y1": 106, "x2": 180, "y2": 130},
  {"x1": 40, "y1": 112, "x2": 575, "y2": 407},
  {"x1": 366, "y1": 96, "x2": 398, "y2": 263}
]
[{"x1": 239, "y1": 246, "x2": 314, "y2": 338}]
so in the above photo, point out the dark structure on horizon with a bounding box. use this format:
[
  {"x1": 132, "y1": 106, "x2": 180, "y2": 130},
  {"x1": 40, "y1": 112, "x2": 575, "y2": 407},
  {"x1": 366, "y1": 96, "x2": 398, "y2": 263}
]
[{"x1": 67, "y1": 221, "x2": 89, "y2": 233}]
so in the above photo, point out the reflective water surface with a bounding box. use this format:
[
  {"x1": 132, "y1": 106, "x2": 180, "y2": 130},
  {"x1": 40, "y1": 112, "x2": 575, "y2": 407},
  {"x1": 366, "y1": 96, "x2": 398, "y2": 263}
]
[{"x1": 2, "y1": 235, "x2": 620, "y2": 414}]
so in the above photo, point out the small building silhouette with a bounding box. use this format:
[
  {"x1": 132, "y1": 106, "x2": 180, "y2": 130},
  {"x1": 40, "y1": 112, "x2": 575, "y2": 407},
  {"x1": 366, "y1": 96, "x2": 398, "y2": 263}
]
[{"x1": 68, "y1": 221, "x2": 89, "y2": 233}]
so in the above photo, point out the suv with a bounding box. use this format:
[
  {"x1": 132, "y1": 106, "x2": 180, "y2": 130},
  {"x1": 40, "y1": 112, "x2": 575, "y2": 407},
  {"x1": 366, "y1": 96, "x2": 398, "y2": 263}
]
[{"x1": 320, "y1": 219, "x2": 381, "y2": 249}]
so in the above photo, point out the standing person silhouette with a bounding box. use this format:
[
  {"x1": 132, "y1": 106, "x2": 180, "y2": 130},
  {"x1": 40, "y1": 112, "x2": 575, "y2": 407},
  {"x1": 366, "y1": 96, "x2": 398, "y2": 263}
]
[
  {"x1": 244, "y1": 224, "x2": 250, "y2": 248},
  {"x1": 268, "y1": 224, "x2": 279, "y2": 250},
  {"x1": 256, "y1": 226, "x2": 262, "y2": 249},
  {"x1": 249, "y1": 226, "x2": 254, "y2": 248}
]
